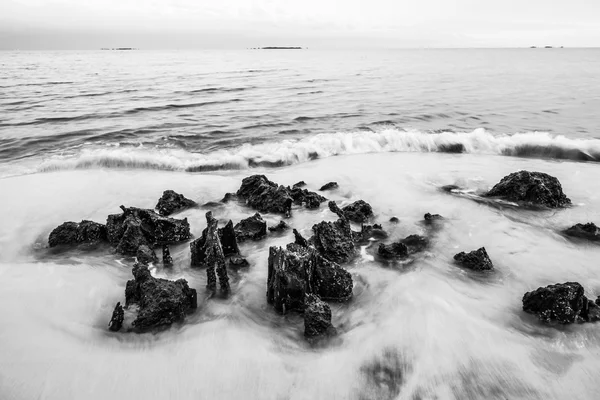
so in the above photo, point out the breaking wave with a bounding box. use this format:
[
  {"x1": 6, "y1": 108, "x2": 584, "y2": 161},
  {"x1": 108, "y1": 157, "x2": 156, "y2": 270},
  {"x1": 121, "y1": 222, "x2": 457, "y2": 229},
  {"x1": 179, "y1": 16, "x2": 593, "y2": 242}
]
[{"x1": 37, "y1": 128, "x2": 600, "y2": 173}]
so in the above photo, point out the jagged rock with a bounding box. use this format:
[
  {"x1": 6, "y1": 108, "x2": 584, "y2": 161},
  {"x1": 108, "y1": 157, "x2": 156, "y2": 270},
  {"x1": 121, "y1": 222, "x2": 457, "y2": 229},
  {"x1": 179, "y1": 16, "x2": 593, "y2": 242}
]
[
  {"x1": 218, "y1": 220, "x2": 240, "y2": 256},
  {"x1": 189, "y1": 212, "x2": 230, "y2": 291},
  {"x1": 319, "y1": 182, "x2": 339, "y2": 191},
  {"x1": 123, "y1": 263, "x2": 197, "y2": 332},
  {"x1": 312, "y1": 202, "x2": 356, "y2": 264},
  {"x1": 522, "y1": 282, "x2": 600, "y2": 324},
  {"x1": 293, "y1": 229, "x2": 309, "y2": 247},
  {"x1": 484, "y1": 171, "x2": 571, "y2": 208},
  {"x1": 155, "y1": 190, "x2": 197, "y2": 216},
  {"x1": 269, "y1": 220, "x2": 290, "y2": 233},
  {"x1": 236, "y1": 175, "x2": 293, "y2": 216},
  {"x1": 424, "y1": 213, "x2": 443, "y2": 223},
  {"x1": 341, "y1": 200, "x2": 374, "y2": 223},
  {"x1": 106, "y1": 206, "x2": 191, "y2": 256},
  {"x1": 221, "y1": 193, "x2": 237, "y2": 203},
  {"x1": 304, "y1": 294, "x2": 336, "y2": 340},
  {"x1": 162, "y1": 244, "x2": 173, "y2": 266},
  {"x1": 229, "y1": 256, "x2": 249, "y2": 267},
  {"x1": 563, "y1": 223, "x2": 600, "y2": 242},
  {"x1": 267, "y1": 243, "x2": 352, "y2": 314},
  {"x1": 402, "y1": 235, "x2": 429, "y2": 253},
  {"x1": 108, "y1": 302, "x2": 124, "y2": 332},
  {"x1": 389, "y1": 217, "x2": 399, "y2": 223},
  {"x1": 136, "y1": 244, "x2": 158, "y2": 265},
  {"x1": 48, "y1": 220, "x2": 107, "y2": 247},
  {"x1": 293, "y1": 181, "x2": 307, "y2": 188},
  {"x1": 453, "y1": 247, "x2": 494, "y2": 271},
  {"x1": 289, "y1": 187, "x2": 327, "y2": 209},
  {"x1": 378, "y1": 242, "x2": 408, "y2": 259},
  {"x1": 354, "y1": 224, "x2": 388, "y2": 243},
  {"x1": 234, "y1": 213, "x2": 267, "y2": 242}
]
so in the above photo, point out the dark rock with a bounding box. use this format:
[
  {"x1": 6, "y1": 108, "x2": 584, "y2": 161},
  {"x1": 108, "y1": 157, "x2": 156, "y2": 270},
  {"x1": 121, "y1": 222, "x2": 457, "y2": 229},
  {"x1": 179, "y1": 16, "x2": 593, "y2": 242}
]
[
  {"x1": 136, "y1": 244, "x2": 158, "y2": 265},
  {"x1": 155, "y1": 190, "x2": 197, "y2": 216},
  {"x1": 453, "y1": 247, "x2": 494, "y2": 271},
  {"x1": 221, "y1": 193, "x2": 238, "y2": 203},
  {"x1": 438, "y1": 143, "x2": 465, "y2": 153},
  {"x1": 582, "y1": 299, "x2": 600, "y2": 322},
  {"x1": 378, "y1": 242, "x2": 408, "y2": 259},
  {"x1": 312, "y1": 202, "x2": 356, "y2": 264},
  {"x1": 189, "y1": 212, "x2": 230, "y2": 292},
  {"x1": 401, "y1": 235, "x2": 429, "y2": 253},
  {"x1": 563, "y1": 223, "x2": 600, "y2": 242},
  {"x1": 304, "y1": 294, "x2": 336, "y2": 340},
  {"x1": 424, "y1": 213, "x2": 443, "y2": 223},
  {"x1": 389, "y1": 217, "x2": 400, "y2": 224},
  {"x1": 229, "y1": 256, "x2": 249, "y2": 268},
  {"x1": 522, "y1": 282, "x2": 589, "y2": 324},
  {"x1": 269, "y1": 220, "x2": 290, "y2": 233},
  {"x1": 354, "y1": 224, "x2": 388, "y2": 243},
  {"x1": 341, "y1": 200, "x2": 374, "y2": 223},
  {"x1": 292, "y1": 181, "x2": 307, "y2": 188},
  {"x1": 484, "y1": 171, "x2": 571, "y2": 208},
  {"x1": 218, "y1": 220, "x2": 240, "y2": 256},
  {"x1": 236, "y1": 175, "x2": 293, "y2": 216},
  {"x1": 124, "y1": 263, "x2": 197, "y2": 332},
  {"x1": 114, "y1": 214, "x2": 152, "y2": 256},
  {"x1": 234, "y1": 213, "x2": 267, "y2": 242},
  {"x1": 441, "y1": 185, "x2": 461, "y2": 193},
  {"x1": 48, "y1": 220, "x2": 107, "y2": 247},
  {"x1": 162, "y1": 245, "x2": 173, "y2": 266},
  {"x1": 108, "y1": 302, "x2": 124, "y2": 332},
  {"x1": 289, "y1": 187, "x2": 327, "y2": 209},
  {"x1": 293, "y1": 229, "x2": 309, "y2": 247},
  {"x1": 267, "y1": 243, "x2": 353, "y2": 313},
  {"x1": 319, "y1": 182, "x2": 339, "y2": 191}
]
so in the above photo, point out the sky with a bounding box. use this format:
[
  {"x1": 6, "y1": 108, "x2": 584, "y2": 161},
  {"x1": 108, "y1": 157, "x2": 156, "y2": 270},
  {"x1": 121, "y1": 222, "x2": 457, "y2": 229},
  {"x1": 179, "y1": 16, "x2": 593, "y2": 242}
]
[{"x1": 0, "y1": 0, "x2": 599, "y2": 49}]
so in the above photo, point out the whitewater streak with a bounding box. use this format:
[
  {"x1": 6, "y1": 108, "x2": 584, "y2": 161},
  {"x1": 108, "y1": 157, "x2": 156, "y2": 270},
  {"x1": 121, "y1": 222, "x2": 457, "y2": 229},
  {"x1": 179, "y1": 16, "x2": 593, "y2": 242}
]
[{"x1": 37, "y1": 129, "x2": 600, "y2": 173}]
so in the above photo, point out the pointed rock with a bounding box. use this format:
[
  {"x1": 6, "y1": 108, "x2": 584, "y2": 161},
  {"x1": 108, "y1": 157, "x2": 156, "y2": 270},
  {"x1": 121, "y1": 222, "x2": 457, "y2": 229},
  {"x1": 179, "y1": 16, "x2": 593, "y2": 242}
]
[
  {"x1": 454, "y1": 247, "x2": 494, "y2": 271},
  {"x1": 155, "y1": 190, "x2": 197, "y2": 216}
]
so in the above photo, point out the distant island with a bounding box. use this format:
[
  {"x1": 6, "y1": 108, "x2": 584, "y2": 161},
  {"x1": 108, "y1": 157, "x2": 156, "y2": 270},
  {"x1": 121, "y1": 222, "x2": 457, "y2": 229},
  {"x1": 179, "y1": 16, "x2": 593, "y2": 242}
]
[
  {"x1": 101, "y1": 48, "x2": 138, "y2": 51},
  {"x1": 251, "y1": 47, "x2": 303, "y2": 50}
]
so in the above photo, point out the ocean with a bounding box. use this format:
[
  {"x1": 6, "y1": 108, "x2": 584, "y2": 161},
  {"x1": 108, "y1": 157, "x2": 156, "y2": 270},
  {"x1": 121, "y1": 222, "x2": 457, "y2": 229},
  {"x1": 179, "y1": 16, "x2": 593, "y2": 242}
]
[{"x1": 1, "y1": 48, "x2": 600, "y2": 399}]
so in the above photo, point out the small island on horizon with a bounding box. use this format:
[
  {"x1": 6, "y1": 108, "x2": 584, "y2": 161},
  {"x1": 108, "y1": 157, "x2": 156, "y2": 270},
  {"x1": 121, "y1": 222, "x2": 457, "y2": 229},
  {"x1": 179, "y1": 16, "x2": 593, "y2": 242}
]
[
  {"x1": 101, "y1": 47, "x2": 138, "y2": 51},
  {"x1": 251, "y1": 47, "x2": 303, "y2": 50}
]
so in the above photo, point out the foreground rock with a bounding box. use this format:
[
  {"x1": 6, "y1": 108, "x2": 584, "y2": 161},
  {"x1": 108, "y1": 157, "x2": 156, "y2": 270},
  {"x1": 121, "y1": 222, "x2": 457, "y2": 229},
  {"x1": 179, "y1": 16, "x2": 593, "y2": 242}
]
[
  {"x1": 267, "y1": 243, "x2": 353, "y2": 313},
  {"x1": 484, "y1": 171, "x2": 571, "y2": 208},
  {"x1": 312, "y1": 202, "x2": 356, "y2": 264},
  {"x1": 189, "y1": 212, "x2": 230, "y2": 292},
  {"x1": 341, "y1": 200, "x2": 374, "y2": 223},
  {"x1": 522, "y1": 282, "x2": 600, "y2": 324},
  {"x1": 563, "y1": 223, "x2": 600, "y2": 242},
  {"x1": 304, "y1": 294, "x2": 337, "y2": 341},
  {"x1": 136, "y1": 244, "x2": 158, "y2": 265},
  {"x1": 217, "y1": 220, "x2": 240, "y2": 256},
  {"x1": 319, "y1": 182, "x2": 339, "y2": 191},
  {"x1": 289, "y1": 187, "x2": 327, "y2": 209},
  {"x1": 108, "y1": 302, "x2": 124, "y2": 332},
  {"x1": 106, "y1": 206, "x2": 191, "y2": 256},
  {"x1": 123, "y1": 263, "x2": 197, "y2": 332},
  {"x1": 48, "y1": 220, "x2": 107, "y2": 247},
  {"x1": 236, "y1": 175, "x2": 293, "y2": 217},
  {"x1": 155, "y1": 190, "x2": 197, "y2": 216},
  {"x1": 377, "y1": 235, "x2": 428, "y2": 260},
  {"x1": 162, "y1": 245, "x2": 173, "y2": 266},
  {"x1": 234, "y1": 213, "x2": 267, "y2": 242},
  {"x1": 453, "y1": 247, "x2": 494, "y2": 271}
]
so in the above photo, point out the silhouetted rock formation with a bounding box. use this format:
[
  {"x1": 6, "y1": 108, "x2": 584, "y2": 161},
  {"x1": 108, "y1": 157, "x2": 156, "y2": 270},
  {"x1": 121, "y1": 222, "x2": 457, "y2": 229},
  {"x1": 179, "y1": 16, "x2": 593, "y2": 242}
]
[
  {"x1": 319, "y1": 182, "x2": 339, "y2": 191},
  {"x1": 522, "y1": 282, "x2": 600, "y2": 324},
  {"x1": 453, "y1": 247, "x2": 493, "y2": 271},
  {"x1": 108, "y1": 302, "x2": 124, "y2": 332},
  {"x1": 155, "y1": 190, "x2": 197, "y2": 216},
  {"x1": 234, "y1": 213, "x2": 267, "y2": 242},
  {"x1": 304, "y1": 294, "x2": 336, "y2": 340},
  {"x1": 48, "y1": 220, "x2": 107, "y2": 247},
  {"x1": 236, "y1": 175, "x2": 293, "y2": 216},
  {"x1": 563, "y1": 223, "x2": 600, "y2": 242},
  {"x1": 484, "y1": 171, "x2": 571, "y2": 208},
  {"x1": 312, "y1": 202, "x2": 356, "y2": 263},
  {"x1": 341, "y1": 200, "x2": 374, "y2": 223},
  {"x1": 189, "y1": 212, "x2": 230, "y2": 292}
]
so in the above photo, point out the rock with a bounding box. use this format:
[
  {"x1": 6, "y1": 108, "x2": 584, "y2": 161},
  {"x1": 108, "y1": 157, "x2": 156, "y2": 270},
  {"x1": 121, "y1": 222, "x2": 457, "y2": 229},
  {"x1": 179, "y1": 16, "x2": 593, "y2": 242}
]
[
  {"x1": 522, "y1": 282, "x2": 591, "y2": 324},
  {"x1": 563, "y1": 223, "x2": 600, "y2": 242},
  {"x1": 108, "y1": 302, "x2": 124, "y2": 332},
  {"x1": 453, "y1": 247, "x2": 493, "y2": 271},
  {"x1": 401, "y1": 235, "x2": 429, "y2": 253},
  {"x1": 267, "y1": 243, "x2": 353, "y2": 314},
  {"x1": 48, "y1": 220, "x2": 107, "y2": 247},
  {"x1": 293, "y1": 181, "x2": 307, "y2": 188},
  {"x1": 234, "y1": 213, "x2": 267, "y2": 242},
  {"x1": 341, "y1": 200, "x2": 374, "y2": 223},
  {"x1": 189, "y1": 212, "x2": 230, "y2": 291},
  {"x1": 378, "y1": 242, "x2": 408, "y2": 259},
  {"x1": 229, "y1": 256, "x2": 249, "y2": 267},
  {"x1": 438, "y1": 143, "x2": 465, "y2": 153},
  {"x1": 293, "y1": 229, "x2": 310, "y2": 247},
  {"x1": 221, "y1": 193, "x2": 237, "y2": 203},
  {"x1": 441, "y1": 185, "x2": 461, "y2": 193},
  {"x1": 236, "y1": 175, "x2": 293, "y2": 216},
  {"x1": 136, "y1": 244, "x2": 158, "y2": 265},
  {"x1": 124, "y1": 263, "x2": 197, "y2": 332},
  {"x1": 106, "y1": 206, "x2": 191, "y2": 256},
  {"x1": 424, "y1": 213, "x2": 443, "y2": 223},
  {"x1": 269, "y1": 220, "x2": 290, "y2": 233},
  {"x1": 354, "y1": 224, "x2": 388, "y2": 243},
  {"x1": 218, "y1": 220, "x2": 240, "y2": 256},
  {"x1": 312, "y1": 202, "x2": 356, "y2": 264},
  {"x1": 289, "y1": 187, "x2": 327, "y2": 209},
  {"x1": 389, "y1": 217, "x2": 399, "y2": 224},
  {"x1": 484, "y1": 171, "x2": 571, "y2": 208},
  {"x1": 319, "y1": 182, "x2": 339, "y2": 191},
  {"x1": 155, "y1": 190, "x2": 197, "y2": 216},
  {"x1": 162, "y1": 245, "x2": 173, "y2": 266},
  {"x1": 304, "y1": 294, "x2": 336, "y2": 340}
]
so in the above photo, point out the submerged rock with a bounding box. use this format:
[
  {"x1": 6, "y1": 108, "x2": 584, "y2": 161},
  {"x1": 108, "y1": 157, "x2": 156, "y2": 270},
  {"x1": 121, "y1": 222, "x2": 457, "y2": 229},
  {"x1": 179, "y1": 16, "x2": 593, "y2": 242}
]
[
  {"x1": 522, "y1": 282, "x2": 600, "y2": 324},
  {"x1": 484, "y1": 171, "x2": 571, "y2": 208},
  {"x1": 354, "y1": 224, "x2": 388, "y2": 243},
  {"x1": 289, "y1": 187, "x2": 327, "y2": 209},
  {"x1": 402, "y1": 235, "x2": 429, "y2": 253},
  {"x1": 312, "y1": 202, "x2": 356, "y2": 264},
  {"x1": 229, "y1": 256, "x2": 249, "y2": 268},
  {"x1": 218, "y1": 220, "x2": 240, "y2": 256},
  {"x1": 563, "y1": 223, "x2": 600, "y2": 242},
  {"x1": 221, "y1": 193, "x2": 237, "y2": 203},
  {"x1": 438, "y1": 143, "x2": 465, "y2": 153},
  {"x1": 341, "y1": 200, "x2": 374, "y2": 223},
  {"x1": 123, "y1": 263, "x2": 197, "y2": 332},
  {"x1": 236, "y1": 175, "x2": 293, "y2": 216},
  {"x1": 269, "y1": 220, "x2": 290, "y2": 233},
  {"x1": 136, "y1": 244, "x2": 158, "y2": 265},
  {"x1": 424, "y1": 213, "x2": 443, "y2": 223},
  {"x1": 162, "y1": 245, "x2": 173, "y2": 266},
  {"x1": 234, "y1": 213, "x2": 267, "y2": 242},
  {"x1": 389, "y1": 217, "x2": 400, "y2": 224},
  {"x1": 453, "y1": 247, "x2": 494, "y2": 271},
  {"x1": 155, "y1": 190, "x2": 197, "y2": 216},
  {"x1": 292, "y1": 181, "x2": 307, "y2": 189},
  {"x1": 108, "y1": 302, "x2": 124, "y2": 332},
  {"x1": 378, "y1": 242, "x2": 408, "y2": 259},
  {"x1": 48, "y1": 220, "x2": 107, "y2": 247},
  {"x1": 319, "y1": 182, "x2": 339, "y2": 191},
  {"x1": 189, "y1": 212, "x2": 230, "y2": 292},
  {"x1": 304, "y1": 294, "x2": 336, "y2": 340}
]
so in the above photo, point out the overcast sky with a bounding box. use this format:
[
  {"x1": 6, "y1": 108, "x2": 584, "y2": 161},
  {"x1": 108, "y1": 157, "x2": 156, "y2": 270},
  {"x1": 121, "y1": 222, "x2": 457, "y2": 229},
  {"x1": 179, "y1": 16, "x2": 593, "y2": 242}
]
[{"x1": 1, "y1": 0, "x2": 599, "y2": 49}]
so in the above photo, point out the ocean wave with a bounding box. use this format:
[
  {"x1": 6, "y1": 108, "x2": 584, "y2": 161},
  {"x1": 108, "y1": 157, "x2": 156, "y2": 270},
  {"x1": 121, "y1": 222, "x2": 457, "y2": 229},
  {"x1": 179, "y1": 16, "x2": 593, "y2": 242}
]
[{"x1": 36, "y1": 129, "x2": 600, "y2": 173}]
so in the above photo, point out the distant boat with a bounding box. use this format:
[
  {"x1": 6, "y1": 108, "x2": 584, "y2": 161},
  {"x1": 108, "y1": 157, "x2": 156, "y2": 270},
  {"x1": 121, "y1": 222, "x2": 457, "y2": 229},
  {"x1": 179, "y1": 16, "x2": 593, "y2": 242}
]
[{"x1": 259, "y1": 47, "x2": 302, "y2": 50}]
